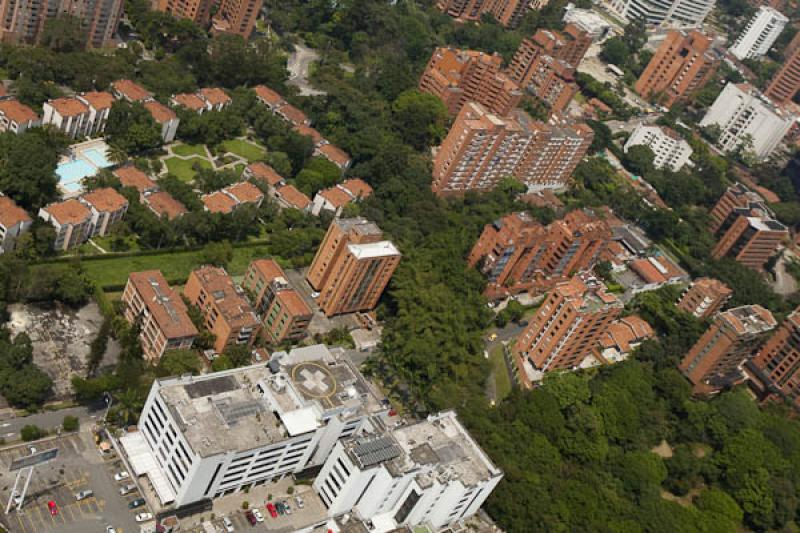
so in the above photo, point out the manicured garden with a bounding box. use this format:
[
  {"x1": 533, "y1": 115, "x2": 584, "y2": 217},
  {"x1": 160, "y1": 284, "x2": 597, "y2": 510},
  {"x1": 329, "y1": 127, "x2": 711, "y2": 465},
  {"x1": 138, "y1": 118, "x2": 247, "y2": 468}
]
[
  {"x1": 171, "y1": 143, "x2": 208, "y2": 158},
  {"x1": 165, "y1": 156, "x2": 213, "y2": 182},
  {"x1": 220, "y1": 139, "x2": 266, "y2": 162}
]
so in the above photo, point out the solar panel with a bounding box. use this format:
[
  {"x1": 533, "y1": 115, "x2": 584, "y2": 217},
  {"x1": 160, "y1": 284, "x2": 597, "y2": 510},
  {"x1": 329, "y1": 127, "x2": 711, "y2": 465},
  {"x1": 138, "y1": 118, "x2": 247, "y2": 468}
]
[
  {"x1": 214, "y1": 399, "x2": 266, "y2": 425},
  {"x1": 185, "y1": 376, "x2": 238, "y2": 398},
  {"x1": 351, "y1": 436, "x2": 401, "y2": 468}
]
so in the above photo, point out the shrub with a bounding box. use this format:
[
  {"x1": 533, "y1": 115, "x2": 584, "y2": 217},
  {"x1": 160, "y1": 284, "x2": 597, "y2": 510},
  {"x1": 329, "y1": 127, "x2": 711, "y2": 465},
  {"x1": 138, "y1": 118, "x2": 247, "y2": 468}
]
[
  {"x1": 21, "y1": 425, "x2": 45, "y2": 441},
  {"x1": 62, "y1": 415, "x2": 79, "y2": 432}
]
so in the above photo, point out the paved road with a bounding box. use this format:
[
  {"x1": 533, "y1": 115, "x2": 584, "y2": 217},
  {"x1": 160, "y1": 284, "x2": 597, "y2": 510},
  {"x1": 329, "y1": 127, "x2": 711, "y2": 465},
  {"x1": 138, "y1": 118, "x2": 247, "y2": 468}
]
[
  {"x1": 773, "y1": 248, "x2": 799, "y2": 296},
  {"x1": 287, "y1": 42, "x2": 326, "y2": 96},
  {"x1": 0, "y1": 406, "x2": 101, "y2": 442}
]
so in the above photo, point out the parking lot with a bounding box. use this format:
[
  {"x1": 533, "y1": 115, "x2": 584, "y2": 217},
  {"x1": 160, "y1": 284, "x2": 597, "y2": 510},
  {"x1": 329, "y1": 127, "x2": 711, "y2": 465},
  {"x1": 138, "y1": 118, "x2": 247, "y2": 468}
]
[{"x1": 0, "y1": 431, "x2": 142, "y2": 533}]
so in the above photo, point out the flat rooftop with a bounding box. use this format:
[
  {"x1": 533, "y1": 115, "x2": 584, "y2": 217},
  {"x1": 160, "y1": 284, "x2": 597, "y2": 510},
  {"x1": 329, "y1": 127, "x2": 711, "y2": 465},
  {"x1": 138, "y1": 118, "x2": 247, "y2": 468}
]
[{"x1": 348, "y1": 241, "x2": 401, "y2": 259}]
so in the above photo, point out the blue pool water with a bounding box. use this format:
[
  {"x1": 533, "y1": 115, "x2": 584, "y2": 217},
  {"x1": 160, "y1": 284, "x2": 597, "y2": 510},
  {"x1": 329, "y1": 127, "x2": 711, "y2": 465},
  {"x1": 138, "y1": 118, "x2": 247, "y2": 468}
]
[
  {"x1": 57, "y1": 160, "x2": 97, "y2": 191},
  {"x1": 83, "y1": 148, "x2": 112, "y2": 168}
]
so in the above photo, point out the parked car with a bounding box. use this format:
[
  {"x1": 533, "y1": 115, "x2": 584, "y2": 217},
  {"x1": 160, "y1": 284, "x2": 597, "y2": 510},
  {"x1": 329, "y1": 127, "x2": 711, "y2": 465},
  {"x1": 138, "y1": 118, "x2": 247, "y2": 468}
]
[
  {"x1": 276, "y1": 501, "x2": 284, "y2": 515},
  {"x1": 135, "y1": 513, "x2": 153, "y2": 522},
  {"x1": 47, "y1": 501, "x2": 58, "y2": 515},
  {"x1": 74, "y1": 490, "x2": 93, "y2": 501},
  {"x1": 282, "y1": 501, "x2": 292, "y2": 515},
  {"x1": 253, "y1": 508, "x2": 264, "y2": 522},
  {"x1": 105, "y1": 527, "x2": 116, "y2": 533},
  {"x1": 245, "y1": 510, "x2": 257, "y2": 526},
  {"x1": 294, "y1": 495, "x2": 305, "y2": 509},
  {"x1": 222, "y1": 516, "x2": 235, "y2": 532},
  {"x1": 127, "y1": 498, "x2": 145, "y2": 509},
  {"x1": 114, "y1": 471, "x2": 129, "y2": 481},
  {"x1": 266, "y1": 502, "x2": 277, "y2": 518},
  {"x1": 119, "y1": 484, "x2": 136, "y2": 496}
]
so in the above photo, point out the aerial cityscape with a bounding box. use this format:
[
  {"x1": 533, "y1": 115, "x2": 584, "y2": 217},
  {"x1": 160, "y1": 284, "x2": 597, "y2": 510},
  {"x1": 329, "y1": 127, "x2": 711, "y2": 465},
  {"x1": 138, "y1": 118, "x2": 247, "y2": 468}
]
[{"x1": 0, "y1": 0, "x2": 798, "y2": 530}]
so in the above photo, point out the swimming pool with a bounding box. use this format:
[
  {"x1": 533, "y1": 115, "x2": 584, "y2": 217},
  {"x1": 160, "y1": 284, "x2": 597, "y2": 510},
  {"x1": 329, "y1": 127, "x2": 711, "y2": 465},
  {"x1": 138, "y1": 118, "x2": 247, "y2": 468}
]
[
  {"x1": 83, "y1": 148, "x2": 112, "y2": 168},
  {"x1": 57, "y1": 159, "x2": 97, "y2": 193}
]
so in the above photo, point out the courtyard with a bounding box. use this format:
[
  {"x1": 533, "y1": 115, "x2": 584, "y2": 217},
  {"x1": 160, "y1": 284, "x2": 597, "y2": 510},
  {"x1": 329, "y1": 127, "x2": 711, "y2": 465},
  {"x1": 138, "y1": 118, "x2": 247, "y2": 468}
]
[{"x1": 162, "y1": 137, "x2": 266, "y2": 182}]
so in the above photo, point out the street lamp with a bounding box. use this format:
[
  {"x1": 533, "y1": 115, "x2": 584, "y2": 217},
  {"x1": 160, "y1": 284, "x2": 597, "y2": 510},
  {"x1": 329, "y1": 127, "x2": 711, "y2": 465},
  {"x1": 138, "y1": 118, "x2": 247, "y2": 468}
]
[{"x1": 102, "y1": 392, "x2": 113, "y2": 424}]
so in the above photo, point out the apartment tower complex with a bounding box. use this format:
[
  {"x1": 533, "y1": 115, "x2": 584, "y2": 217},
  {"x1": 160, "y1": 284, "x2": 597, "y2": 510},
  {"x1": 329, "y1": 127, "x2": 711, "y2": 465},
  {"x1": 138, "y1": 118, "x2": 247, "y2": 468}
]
[
  {"x1": 419, "y1": 48, "x2": 522, "y2": 116},
  {"x1": 435, "y1": 0, "x2": 529, "y2": 28},
  {"x1": 679, "y1": 305, "x2": 776, "y2": 394},
  {"x1": 0, "y1": 0, "x2": 123, "y2": 47},
  {"x1": 513, "y1": 273, "x2": 623, "y2": 387},
  {"x1": 211, "y1": 0, "x2": 263, "y2": 37},
  {"x1": 508, "y1": 24, "x2": 591, "y2": 84},
  {"x1": 676, "y1": 277, "x2": 733, "y2": 319},
  {"x1": 432, "y1": 102, "x2": 593, "y2": 196},
  {"x1": 765, "y1": 35, "x2": 800, "y2": 103},
  {"x1": 747, "y1": 309, "x2": 800, "y2": 407},
  {"x1": 730, "y1": 6, "x2": 788, "y2": 60},
  {"x1": 242, "y1": 259, "x2": 312, "y2": 343},
  {"x1": 635, "y1": 30, "x2": 719, "y2": 108},
  {"x1": 307, "y1": 218, "x2": 401, "y2": 317}
]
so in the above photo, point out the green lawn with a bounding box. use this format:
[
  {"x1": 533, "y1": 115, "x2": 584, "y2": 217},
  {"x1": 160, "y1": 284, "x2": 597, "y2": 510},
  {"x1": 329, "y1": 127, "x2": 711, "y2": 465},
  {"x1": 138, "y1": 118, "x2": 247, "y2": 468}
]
[
  {"x1": 165, "y1": 156, "x2": 213, "y2": 182},
  {"x1": 489, "y1": 344, "x2": 512, "y2": 402},
  {"x1": 171, "y1": 143, "x2": 207, "y2": 158},
  {"x1": 221, "y1": 139, "x2": 266, "y2": 163}
]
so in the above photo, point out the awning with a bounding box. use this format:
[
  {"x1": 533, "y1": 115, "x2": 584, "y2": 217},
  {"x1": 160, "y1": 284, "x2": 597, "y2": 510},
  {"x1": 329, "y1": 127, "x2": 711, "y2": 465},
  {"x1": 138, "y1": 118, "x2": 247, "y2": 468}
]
[{"x1": 120, "y1": 431, "x2": 176, "y2": 505}]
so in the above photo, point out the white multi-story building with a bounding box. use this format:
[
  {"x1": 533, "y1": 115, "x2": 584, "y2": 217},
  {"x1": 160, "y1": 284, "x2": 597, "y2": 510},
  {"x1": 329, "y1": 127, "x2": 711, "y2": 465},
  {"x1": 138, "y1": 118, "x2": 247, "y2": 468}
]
[
  {"x1": 699, "y1": 82, "x2": 795, "y2": 159},
  {"x1": 314, "y1": 411, "x2": 503, "y2": 532},
  {"x1": 624, "y1": 124, "x2": 693, "y2": 171},
  {"x1": 607, "y1": 0, "x2": 715, "y2": 27},
  {"x1": 563, "y1": 5, "x2": 614, "y2": 42},
  {"x1": 121, "y1": 345, "x2": 388, "y2": 508},
  {"x1": 729, "y1": 6, "x2": 788, "y2": 61}
]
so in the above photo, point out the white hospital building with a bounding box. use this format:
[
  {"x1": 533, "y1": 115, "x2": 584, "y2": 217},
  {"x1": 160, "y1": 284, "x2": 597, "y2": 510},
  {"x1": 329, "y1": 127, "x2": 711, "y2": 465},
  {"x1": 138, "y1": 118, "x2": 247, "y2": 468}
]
[
  {"x1": 624, "y1": 124, "x2": 693, "y2": 171},
  {"x1": 121, "y1": 345, "x2": 388, "y2": 508}
]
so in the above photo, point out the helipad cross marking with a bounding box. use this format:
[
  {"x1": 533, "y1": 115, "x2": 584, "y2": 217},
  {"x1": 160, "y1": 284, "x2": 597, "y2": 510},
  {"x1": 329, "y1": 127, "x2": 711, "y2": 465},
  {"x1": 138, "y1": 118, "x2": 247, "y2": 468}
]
[{"x1": 299, "y1": 368, "x2": 329, "y2": 393}]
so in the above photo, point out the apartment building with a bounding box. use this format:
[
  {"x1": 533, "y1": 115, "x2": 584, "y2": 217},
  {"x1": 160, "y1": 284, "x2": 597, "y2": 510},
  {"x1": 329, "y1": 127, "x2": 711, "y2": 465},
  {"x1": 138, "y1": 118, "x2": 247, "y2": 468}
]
[
  {"x1": 211, "y1": 0, "x2": 263, "y2": 37},
  {"x1": 0, "y1": 193, "x2": 31, "y2": 254},
  {"x1": 111, "y1": 80, "x2": 153, "y2": 103},
  {"x1": 121, "y1": 271, "x2": 198, "y2": 362},
  {"x1": 202, "y1": 182, "x2": 264, "y2": 214},
  {"x1": 198, "y1": 88, "x2": 231, "y2": 111},
  {"x1": 677, "y1": 277, "x2": 733, "y2": 319},
  {"x1": 171, "y1": 93, "x2": 207, "y2": 114},
  {"x1": 432, "y1": 102, "x2": 592, "y2": 195},
  {"x1": 591, "y1": 315, "x2": 654, "y2": 366},
  {"x1": 507, "y1": 24, "x2": 591, "y2": 86},
  {"x1": 38, "y1": 199, "x2": 92, "y2": 251},
  {"x1": 419, "y1": 48, "x2": 522, "y2": 116},
  {"x1": 79, "y1": 187, "x2": 128, "y2": 237},
  {"x1": 0, "y1": 99, "x2": 40, "y2": 134},
  {"x1": 42, "y1": 97, "x2": 91, "y2": 138},
  {"x1": 311, "y1": 178, "x2": 373, "y2": 217},
  {"x1": 623, "y1": 124, "x2": 693, "y2": 171},
  {"x1": 143, "y1": 191, "x2": 187, "y2": 220},
  {"x1": 747, "y1": 309, "x2": 800, "y2": 408},
  {"x1": 121, "y1": 345, "x2": 388, "y2": 506},
  {"x1": 730, "y1": 6, "x2": 788, "y2": 60},
  {"x1": 144, "y1": 101, "x2": 179, "y2": 143},
  {"x1": 513, "y1": 273, "x2": 623, "y2": 387},
  {"x1": 524, "y1": 57, "x2": 578, "y2": 115},
  {"x1": 307, "y1": 218, "x2": 401, "y2": 317},
  {"x1": 608, "y1": 0, "x2": 715, "y2": 26},
  {"x1": 435, "y1": 0, "x2": 529, "y2": 27},
  {"x1": 242, "y1": 259, "x2": 312, "y2": 343},
  {"x1": 679, "y1": 305, "x2": 776, "y2": 395},
  {"x1": 244, "y1": 162, "x2": 284, "y2": 191},
  {"x1": 563, "y1": 7, "x2": 613, "y2": 42},
  {"x1": 114, "y1": 166, "x2": 157, "y2": 195},
  {"x1": 184, "y1": 266, "x2": 260, "y2": 354},
  {"x1": 709, "y1": 182, "x2": 767, "y2": 234},
  {"x1": 635, "y1": 31, "x2": 719, "y2": 108},
  {"x1": 315, "y1": 143, "x2": 352, "y2": 170},
  {"x1": 765, "y1": 40, "x2": 800, "y2": 103},
  {"x1": 700, "y1": 83, "x2": 794, "y2": 159},
  {"x1": 314, "y1": 411, "x2": 502, "y2": 530},
  {"x1": 274, "y1": 184, "x2": 311, "y2": 212},
  {"x1": 468, "y1": 210, "x2": 611, "y2": 298},
  {"x1": 155, "y1": 0, "x2": 214, "y2": 26},
  {"x1": 0, "y1": 0, "x2": 123, "y2": 47},
  {"x1": 77, "y1": 91, "x2": 115, "y2": 135}
]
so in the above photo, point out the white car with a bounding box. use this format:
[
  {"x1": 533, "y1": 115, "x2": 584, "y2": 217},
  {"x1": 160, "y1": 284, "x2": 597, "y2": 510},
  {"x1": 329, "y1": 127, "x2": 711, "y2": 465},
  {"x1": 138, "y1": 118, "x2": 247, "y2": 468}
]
[
  {"x1": 253, "y1": 508, "x2": 264, "y2": 522},
  {"x1": 135, "y1": 512, "x2": 153, "y2": 522},
  {"x1": 106, "y1": 527, "x2": 116, "y2": 533},
  {"x1": 113, "y1": 471, "x2": 129, "y2": 481},
  {"x1": 222, "y1": 516, "x2": 235, "y2": 532},
  {"x1": 294, "y1": 495, "x2": 305, "y2": 509}
]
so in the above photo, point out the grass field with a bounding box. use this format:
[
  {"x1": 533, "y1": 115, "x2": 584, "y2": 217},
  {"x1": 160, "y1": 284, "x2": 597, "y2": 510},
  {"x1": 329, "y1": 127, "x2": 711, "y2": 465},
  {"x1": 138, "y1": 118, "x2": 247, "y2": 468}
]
[
  {"x1": 489, "y1": 344, "x2": 512, "y2": 402},
  {"x1": 165, "y1": 156, "x2": 213, "y2": 182},
  {"x1": 171, "y1": 143, "x2": 208, "y2": 158},
  {"x1": 221, "y1": 139, "x2": 266, "y2": 162}
]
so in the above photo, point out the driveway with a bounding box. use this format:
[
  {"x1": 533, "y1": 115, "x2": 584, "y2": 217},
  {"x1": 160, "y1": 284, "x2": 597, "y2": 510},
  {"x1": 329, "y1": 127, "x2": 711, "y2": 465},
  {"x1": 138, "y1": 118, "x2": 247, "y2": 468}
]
[{"x1": 287, "y1": 42, "x2": 326, "y2": 97}]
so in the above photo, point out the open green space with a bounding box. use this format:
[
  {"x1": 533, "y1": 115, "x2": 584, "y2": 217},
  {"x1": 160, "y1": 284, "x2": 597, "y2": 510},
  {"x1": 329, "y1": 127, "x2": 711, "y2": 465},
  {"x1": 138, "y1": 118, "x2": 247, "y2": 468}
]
[
  {"x1": 489, "y1": 344, "x2": 512, "y2": 402},
  {"x1": 171, "y1": 143, "x2": 208, "y2": 158},
  {"x1": 220, "y1": 139, "x2": 266, "y2": 162},
  {"x1": 165, "y1": 156, "x2": 213, "y2": 182}
]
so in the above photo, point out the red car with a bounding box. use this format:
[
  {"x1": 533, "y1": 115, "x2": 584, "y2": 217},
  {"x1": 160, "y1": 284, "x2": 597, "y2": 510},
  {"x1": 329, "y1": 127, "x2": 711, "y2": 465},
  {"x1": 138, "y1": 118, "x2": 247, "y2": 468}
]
[
  {"x1": 266, "y1": 502, "x2": 277, "y2": 518},
  {"x1": 245, "y1": 510, "x2": 256, "y2": 526},
  {"x1": 47, "y1": 501, "x2": 58, "y2": 515}
]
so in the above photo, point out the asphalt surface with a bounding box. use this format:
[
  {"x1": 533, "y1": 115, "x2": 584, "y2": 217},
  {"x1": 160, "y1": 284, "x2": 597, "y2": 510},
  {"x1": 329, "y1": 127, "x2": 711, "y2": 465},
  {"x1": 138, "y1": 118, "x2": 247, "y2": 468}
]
[
  {"x1": 287, "y1": 42, "x2": 326, "y2": 96},
  {"x1": 0, "y1": 406, "x2": 101, "y2": 442}
]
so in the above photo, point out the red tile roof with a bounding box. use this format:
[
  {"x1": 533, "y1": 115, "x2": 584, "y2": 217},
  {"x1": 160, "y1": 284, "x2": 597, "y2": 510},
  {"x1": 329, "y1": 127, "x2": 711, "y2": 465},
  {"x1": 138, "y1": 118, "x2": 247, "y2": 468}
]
[
  {"x1": 226, "y1": 182, "x2": 263, "y2": 204},
  {"x1": 112, "y1": 79, "x2": 152, "y2": 102},
  {"x1": 81, "y1": 187, "x2": 129, "y2": 213},
  {"x1": 276, "y1": 184, "x2": 311, "y2": 210},
  {"x1": 0, "y1": 195, "x2": 30, "y2": 228},
  {"x1": 128, "y1": 270, "x2": 198, "y2": 340},
  {"x1": 293, "y1": 124, "x2": 324, "y2": 145},
  {"x1": 145, "y1": 191, "x2": 187, "y2": 220},
  {"x1": 199, "y1": 87, "x2": 231, "y2": 106},
  {"x1": 189, "y1": 265, "x2": 259, "y2": 330},
  {"x1": 43, "y1": 199, "x2": 91, "y2": 225},
  {"x1": 340, "y1": 178, "x2": 372, "y2": 199},
  {"x1": 114, "y1": 166, "x2": 157, "y2": 192},
  {"x1": 250, "y1": 258, "x2": 286, "y2": 282},
  {"x1": 202, "y1": 191, "x2": 238, "y2": 214},
  {"x1": 0, "y1": 100, "x2": 39, "y2": 124},
  {"x1": 253, "y1": 85, "x2": 284, "y2": 106},
  {"x1": 276, "y1": 289, "x2": 312, "y2": 317},
  {"x1": 144, "y1": 101, "x2": 177, "y2": 123},
  {"x1": 279, "y1": 103, "x2": 308, "y2": 126},
  {"x1": 173, "y1": 93, "x2": 206, "y2": 111},
  {"x1": 319, "y1": 186, "x2": 353, "y2": 209},
  {"x1": 48, "y1": 97, "x2": 89, "y2": 117},
  {"x1": 317, "y1": 143, "x2": 351, "y2": 168},
  {"x1": 79, "y1": 91, "x2": 115, "y2": 111},
  {"x1": 246, "y1": 162, "x2": 284, "y2": 186}
]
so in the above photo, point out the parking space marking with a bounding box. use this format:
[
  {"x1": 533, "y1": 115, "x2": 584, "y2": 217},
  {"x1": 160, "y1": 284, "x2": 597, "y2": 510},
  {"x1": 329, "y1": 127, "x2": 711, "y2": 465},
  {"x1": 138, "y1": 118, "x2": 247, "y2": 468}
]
[{"x1": 15, "y1": 512, "x2": 27, "y2": 533}]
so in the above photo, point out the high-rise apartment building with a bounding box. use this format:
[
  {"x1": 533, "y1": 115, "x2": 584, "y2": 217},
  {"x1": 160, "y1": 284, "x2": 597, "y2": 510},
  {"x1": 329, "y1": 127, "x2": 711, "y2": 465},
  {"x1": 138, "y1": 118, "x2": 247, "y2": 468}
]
[
  {"x1": 677, "y1": 277, "x2": 732, "y2": 319},
  {"x1": 432, "y1": 102, "x2": 593, "y2": 195},
  {"x1": 623, "y1": 124, "x2": 693, "y2": 171},
  {"x1": 211, "y1": 0, "x2": 263, "y2": 37},
  {"x1": 679, "y1": 305, "x2": 776, "y2": 394},
  {"x1": 418, "y1": 48, "x2": 522, "y2": 116},
  {"x1": 608, "y1": 0, "x2": 715, "y2": 26},
  {"x1": 307, "y1": 218, "x2": 401, "y2": 317},
  {"x1": 507, "y1": 24, "x2": 591, "y2": 86},
  {"x1": 242, "y1": 259, "x2": 312, "y2": 343},
  {"x1": 700, "y1": 83, "x2": 794, "y2": 159},
  {"x1": 184, "y1": 266, "x2": 260, "y2": 353},
  {"x1": 635, "y1": 30, "x2": 719, "y2": 108},
  {"x1": 156, "y1": 0, "x2": 214, "y2": 26},
  {"x1": 709, "y1": 183, "x2": 788, "y2": 270},
  {"x1": 765, "y1": 42, "x2": 800, "y2": 103},
  {"x1": 730, "y1": 6, "x2": 788, "y2": 60},
  {"x1": 513, "y1": 273, "x2": 623, "y2": 387},
  {"x1": 468, "y1": 210, "x2": 611, "y2": 298},
  {"x1": 0, "y1": 0, "x2": 123, "y2": 47},
  {"x1": 747, "y1": 309, "x2": 800, "y2": 407},
  {"x1": 435, "y1": 0, "x2": 529, "y2": 28}
]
